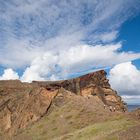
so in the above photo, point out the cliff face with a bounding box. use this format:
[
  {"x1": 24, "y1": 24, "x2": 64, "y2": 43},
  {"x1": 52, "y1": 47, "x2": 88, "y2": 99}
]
[
  {"x1": 34, "y1": 70, "x2": 126, "y2": 110},
  {"x1": 0, "y1": 81, "x2": 59, "y2": 138},
  {"x1": 0, "y1": 70, "x2": 126, "y2": 139}
]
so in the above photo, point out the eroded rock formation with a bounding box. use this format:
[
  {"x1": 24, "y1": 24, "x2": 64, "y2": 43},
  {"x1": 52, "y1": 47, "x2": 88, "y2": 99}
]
[
  {"x1": 0, "y1": 70, "x2": 126, "y2": 139},
  {"x1": 34, "y1": 70, "x2": 126, "y2": 110}
]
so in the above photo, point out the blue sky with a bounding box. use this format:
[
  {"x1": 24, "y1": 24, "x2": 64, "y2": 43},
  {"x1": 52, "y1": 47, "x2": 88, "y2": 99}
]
[
  {"x1": 118, "y1": 14, "x2": 140, "y2": 70},
  {"x1": 0, "y1": 0, "x2": 140, "y2": 104}
]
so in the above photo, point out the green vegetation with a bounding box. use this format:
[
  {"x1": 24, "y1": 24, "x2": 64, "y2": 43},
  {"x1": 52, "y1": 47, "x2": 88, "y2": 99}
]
[
  {"x1": 13, "y1": 98, "x2": 140, "y2": 140},
  {"x1": 56, "y1": 118, "x2": 137, "y2": 140},
  {"x1": 14, "y1": 112, "x2": 138, "y2": 140}
]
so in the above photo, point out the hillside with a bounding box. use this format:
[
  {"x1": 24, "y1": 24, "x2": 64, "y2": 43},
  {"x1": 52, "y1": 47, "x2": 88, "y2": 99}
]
[{"x1": 0, "y1": 70, "x2": 139, "y2": 140}]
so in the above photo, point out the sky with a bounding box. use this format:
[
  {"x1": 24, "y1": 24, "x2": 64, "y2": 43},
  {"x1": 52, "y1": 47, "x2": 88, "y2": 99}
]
[{"x1": 0, "y1": 0, "x2": 140, "y2": 104}]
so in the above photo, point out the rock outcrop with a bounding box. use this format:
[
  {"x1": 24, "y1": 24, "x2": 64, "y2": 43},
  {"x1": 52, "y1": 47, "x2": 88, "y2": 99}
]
[
  {"x1": 0, "y1": 70, "x2": 126, "y2": 139},
  {"x1": 0, "y1": 81, "x2": 59, "y2": 138},
  {"x1": 33, "y1": 70, "x2": 126, "y2": 110}
]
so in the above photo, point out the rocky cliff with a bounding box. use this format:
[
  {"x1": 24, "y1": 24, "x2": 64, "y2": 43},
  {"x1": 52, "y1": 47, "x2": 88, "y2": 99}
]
[
  {"x1": 33, "y1": 70, "x2": 126, "y2": 110},
  {"x1": 0, "y1": 70, "x2": 126, "y2": 139}
]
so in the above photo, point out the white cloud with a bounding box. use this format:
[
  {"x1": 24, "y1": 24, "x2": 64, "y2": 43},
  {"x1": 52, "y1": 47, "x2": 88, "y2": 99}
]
[
  {"x1": 0, "y1": 0, "x2": 140, "y2": 68},
  {"x1": 100, "y1": 31, "x2": 118, "y2": 43},
  {"x1": 0, "y1": 0, "x2": 140, "y2": 86},
  {"x1": 109, "y1": 62, "x2": 140, "y2": 104},
  {"x1": 0, "y1": 38, "x2": 45, "y2": 68},
  {"x1": 21, "y1": 44, "x2": 140, "y2": 82},
  {"x1": 0, "y1": 68, "x2": 19, "y2": 80},
  {"x1": 121, "y1": 96, "x2": 140, "y2": 105},
  {"x1": 21, "y1": 52, "x2": 59, "y2": 82}
]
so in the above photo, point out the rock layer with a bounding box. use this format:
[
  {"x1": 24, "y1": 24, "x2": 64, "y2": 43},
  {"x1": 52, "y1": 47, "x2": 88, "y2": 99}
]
[
  {"x1": 34, "y1": 70, "x2": 126, "y2": 110},
  {"x1": 0, "y1": 70, "x2": 126, "y2": 138}
]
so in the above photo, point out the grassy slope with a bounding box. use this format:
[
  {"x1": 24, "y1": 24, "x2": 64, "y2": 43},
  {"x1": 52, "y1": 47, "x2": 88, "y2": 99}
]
[
  {"x1": 56, "y1": 118, "x2": 138, "y2": 140},
  {"x1": 13, "y1": 96, "x2": 139, "y2": 140}
]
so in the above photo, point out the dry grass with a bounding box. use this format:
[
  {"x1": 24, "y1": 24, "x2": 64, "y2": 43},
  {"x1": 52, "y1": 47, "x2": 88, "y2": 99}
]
[{"x1": 13, "y1": 96, "x2": 139, "y2": 140}]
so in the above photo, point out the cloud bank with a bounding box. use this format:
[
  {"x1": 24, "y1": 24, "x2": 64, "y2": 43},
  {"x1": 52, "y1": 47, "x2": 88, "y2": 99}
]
[
  {"x1": 0, "y1": 0, "x2": 140, "y2": 86},
  {"x1": 109, "y1": 62, "x2": 140, "y2": 104},
  {"x1": 20, "y1": 43, "x2": 140, "y2": 82}
]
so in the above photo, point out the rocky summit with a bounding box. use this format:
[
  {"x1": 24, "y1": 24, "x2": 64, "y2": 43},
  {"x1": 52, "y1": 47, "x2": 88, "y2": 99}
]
[{"x1": 0, "y1": 70, "x2": 138, "y2": 140}]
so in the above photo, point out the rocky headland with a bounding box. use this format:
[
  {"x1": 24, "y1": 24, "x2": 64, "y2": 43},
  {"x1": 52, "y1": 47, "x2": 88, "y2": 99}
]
[{"x1": 0, "y1": 70, "x2": 139, "y2": 140}]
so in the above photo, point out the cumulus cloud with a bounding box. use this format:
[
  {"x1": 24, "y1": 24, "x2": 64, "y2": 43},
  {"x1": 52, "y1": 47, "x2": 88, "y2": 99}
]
[
  {"x1": 0, "y1": 0, "x2": 140, "y2": 67},
  {"x1": 21, "y1": 43, "x2": 140, "y2": 82},
  {"x1": 0, "y1": 68, "x2": 19, "y2": 80},
  {"x1": 0, "y1": 0, "x2": 140, "y2": 83},
  {"x1": 109, "y1": 62, "x2": 140, "y2": 104},
  {"x1": 21, "y1": 52, "x2": 59, "y2": 82}
]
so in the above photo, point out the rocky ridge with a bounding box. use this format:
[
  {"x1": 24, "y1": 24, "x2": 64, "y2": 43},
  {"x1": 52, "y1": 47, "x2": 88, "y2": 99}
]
[
  {"x1": 0, "y1": 70, "x2": 126, "y2": 139},
  {"x1": 33, "y1": 70, "x2": 126, "y2": 110}
]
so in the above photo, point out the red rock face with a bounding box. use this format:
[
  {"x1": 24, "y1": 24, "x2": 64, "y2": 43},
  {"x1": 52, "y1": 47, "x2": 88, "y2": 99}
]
[
  {"x1": 0, "y1": 82, "x2": 58, "y2": 138},
  {"x1": 0, "y1": 70, "x2": 127, "y2": 138},
  {"x1": 35, "y1": 70, "x2": 126, "y2": 110}
]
